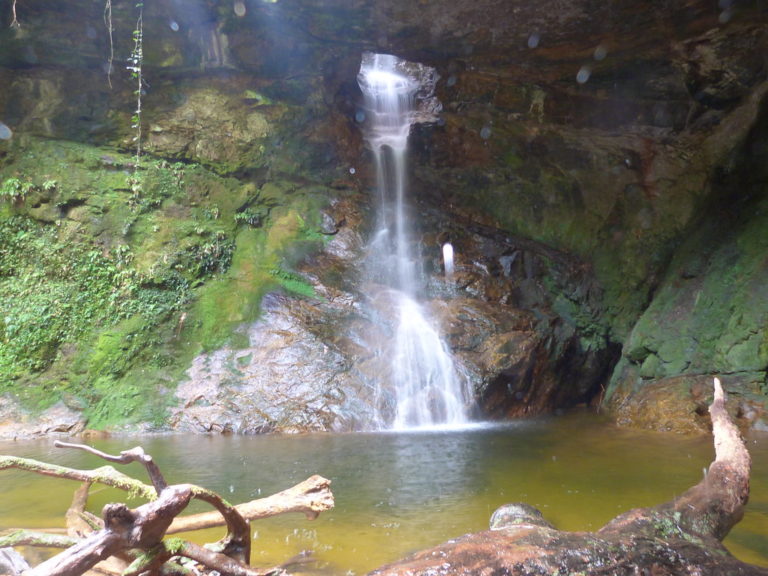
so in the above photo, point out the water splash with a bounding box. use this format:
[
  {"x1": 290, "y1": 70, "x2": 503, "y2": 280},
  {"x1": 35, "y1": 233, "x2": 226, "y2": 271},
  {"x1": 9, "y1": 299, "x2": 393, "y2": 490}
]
[
  {"x1": 442, "y1": 242, "x2": 455, "y2": 281},
  {"x1": 358, "y1": 52, "x2": 468, "y2": 430},
  {"x1": 392, "y1": 298, "x2": 466, "y2": 429}
]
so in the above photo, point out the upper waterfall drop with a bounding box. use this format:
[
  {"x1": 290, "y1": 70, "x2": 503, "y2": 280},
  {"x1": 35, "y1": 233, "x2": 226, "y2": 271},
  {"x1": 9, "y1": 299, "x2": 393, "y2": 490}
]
[{"x1": 357, "y1": 52, "x2": 469, "y2": 430}]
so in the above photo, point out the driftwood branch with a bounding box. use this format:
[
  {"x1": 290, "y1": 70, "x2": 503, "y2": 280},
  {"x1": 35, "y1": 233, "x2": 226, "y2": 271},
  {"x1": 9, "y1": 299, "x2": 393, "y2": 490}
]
[
  {"x1": 23, "y1": 484, "x2": 193, "y2": 576},
  {"x1": 54, "y1": 441, "x2": 169, "y2": 492},
  {"x1": 186, "y1": 484, "x2": 252, "y2": 563},
  {"x1": 0, "y1": 442, "x2": 334, "y2": 576},
  {"x1": 370, "y1": 377, "x2": 768, "y2": 576},
  {"x1": 602, "y1": 377, "x2": 752, "y2": 541},
  {"x1": 0, "y1": 530, "x2": 79, "y2": 549},
  {"x1": 168, "y1": 474, "x2": 334, "y2": 534},
  {"x1": 0, "y1": 456, "x2": 156, "y2": 500}
]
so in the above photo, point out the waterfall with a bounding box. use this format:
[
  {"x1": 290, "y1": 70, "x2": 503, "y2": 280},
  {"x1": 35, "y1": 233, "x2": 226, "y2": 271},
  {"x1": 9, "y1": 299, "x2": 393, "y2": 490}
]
[{"x1": 357, "y1": 52, "x2": 468, "y2": 430}]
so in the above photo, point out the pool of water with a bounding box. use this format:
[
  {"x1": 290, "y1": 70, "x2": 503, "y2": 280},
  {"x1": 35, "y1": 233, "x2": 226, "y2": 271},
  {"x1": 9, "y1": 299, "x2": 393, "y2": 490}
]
[{"x1": 1, "y1": 411, "x2": 767, "y2": 574}]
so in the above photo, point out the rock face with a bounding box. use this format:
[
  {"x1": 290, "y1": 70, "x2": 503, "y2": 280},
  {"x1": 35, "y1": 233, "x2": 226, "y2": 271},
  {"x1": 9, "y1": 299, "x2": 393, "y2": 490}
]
[
  {"x1": 607, "y1": 182, "x2": 768, "y2": 432},
  {"x1": 0, "y1": 0, "x2": 767, "y2": 433}
]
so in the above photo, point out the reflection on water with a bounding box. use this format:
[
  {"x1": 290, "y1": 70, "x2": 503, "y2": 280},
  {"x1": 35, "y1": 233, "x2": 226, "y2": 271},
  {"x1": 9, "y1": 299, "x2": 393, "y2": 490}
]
[{"x1": 1, "y1": 412, "x2": 767, "y2": 574}]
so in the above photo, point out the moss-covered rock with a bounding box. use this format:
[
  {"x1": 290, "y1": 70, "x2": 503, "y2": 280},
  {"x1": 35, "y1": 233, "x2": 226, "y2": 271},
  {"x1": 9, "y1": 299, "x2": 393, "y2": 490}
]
[
  {"x1": 143, "y1": 79, "x2": 284, "y2": 173},
  {"x1": 0, "y1": 132, "x2": 338, "y2": 432},
  {"x1": 605, "y1": 185, "x2": 768, "y2": 430}
]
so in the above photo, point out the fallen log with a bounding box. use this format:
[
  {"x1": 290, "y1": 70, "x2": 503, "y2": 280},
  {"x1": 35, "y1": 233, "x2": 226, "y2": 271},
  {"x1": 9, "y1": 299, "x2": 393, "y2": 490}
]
[{"x1": 369, "y1": 378, "x2": 768, "y2": 576}]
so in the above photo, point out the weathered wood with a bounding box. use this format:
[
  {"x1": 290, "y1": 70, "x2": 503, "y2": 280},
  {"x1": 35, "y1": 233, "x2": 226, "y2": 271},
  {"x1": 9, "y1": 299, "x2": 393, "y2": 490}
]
[
  {"x1": 0, "y1": 547, "x2": 29, "y2": 575},
  {"x1": 167, "y1": 474, "x2": 334, "y2": 534},
  {"x1": 0, "y1": 457, "x2": 156, "y2": 500},
  {"x1": 24, "y1": 484, "x2": 193, "y2": 576},
  {"x1": 186, "y1": 484, "x2": 252, "y2": 563},
  {"x1": 1, "y1": 444, "x2": 334, "y2": 576},
  {"x1": 369, "y1": 378, "x2": 767, "y2": 576},
  {"x1": 53, "y1": 442, "x2": 168, "y2": 493},
  {"x1": 0, "y1": 530, "x2": 79, "y2": 549},
  {"x1": 601, "y1": 377, "x2": 752, "y2": 542},
  {"x1": 65, "y1": 482, "x2": 101, "y2": 538}
]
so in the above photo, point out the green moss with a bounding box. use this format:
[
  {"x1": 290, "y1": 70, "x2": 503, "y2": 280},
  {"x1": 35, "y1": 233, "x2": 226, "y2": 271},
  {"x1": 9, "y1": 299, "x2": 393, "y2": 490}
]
[
  {"x1": 0, "y1": 132, "x2": 332, "y2": 428},
  {"x1": 188, "y1": 207, "x2": 325, "y2": 350},
  {"x1": 269, "y1": 267, "x2": 317, "y2": 298},
  {"x1": 189, "y1": 228, "x2": 270, "y2": 349},
  {"x1": 614, "y1": 193, "x2": 768, "y2": 388},
  {"x1": 164, "y1": 537, "x2": 187, "y2": 555},
  {"x1": 87, "y1": 315, "x2": 149, "y2": 377}
]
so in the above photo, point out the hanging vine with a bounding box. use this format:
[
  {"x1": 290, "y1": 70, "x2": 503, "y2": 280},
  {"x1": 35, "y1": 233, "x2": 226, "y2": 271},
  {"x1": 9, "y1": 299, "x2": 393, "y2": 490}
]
[
  {"x1": 128, "y1": 2, "x2": 143, "y2": 162},
  {"x1": 126, "y1": 1, "x2": 144, "y2": 198},
  {"x1": 104, "y1": 0, "x2": 114, "y2": 88},
  {"x1": 9, "y1": 0, "x2": 20, "y2": 28}
]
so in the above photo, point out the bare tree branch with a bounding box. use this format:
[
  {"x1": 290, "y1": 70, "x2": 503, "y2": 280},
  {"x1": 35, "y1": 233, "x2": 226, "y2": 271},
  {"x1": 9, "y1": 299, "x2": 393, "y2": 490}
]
[
  {"x1": 369, "y1": 378, "x2": 767, "y2": 576},
  {"x1": 0, "y1": 530, "x2": 79, "y2": 549},
  {"x1": 54, "y1": 442, "x2": 168, "y2": 492},
  {"x1": 65, "y1": 482, "x2": 101, "y2": 538},
  {"x1": 167, "y1": 474, "x2": 334, "y2": 534},
  {"x1": 0, "y1": 455, "x2": 156, "y2": 500}
]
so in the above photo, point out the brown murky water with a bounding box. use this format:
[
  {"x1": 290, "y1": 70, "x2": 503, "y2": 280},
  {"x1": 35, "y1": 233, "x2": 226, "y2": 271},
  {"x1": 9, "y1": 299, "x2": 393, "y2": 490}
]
[{"x1": 1, "y1": 412, "x2": 767, "y2": 574}]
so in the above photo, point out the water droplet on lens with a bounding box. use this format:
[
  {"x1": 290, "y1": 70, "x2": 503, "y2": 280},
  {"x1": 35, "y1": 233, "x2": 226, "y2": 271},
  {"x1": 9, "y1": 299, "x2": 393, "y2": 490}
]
[
  {"x1": 446, "y1": 75, "x2": 457, "y2": 87},
  {"x1": 593, "y1": 44, "x2": 607, "y2": 61},
  {"x1": 349, "y1": 167, "x2": 356, "y2": 175},
  {"x1": 355, "y1": 110, "x2": 366, "y2": 123},
  {"x1": 169, "y1": 20, "x2": 179, "y2": 31},
  {"x1": 576, "y1": 66, "x2": 591, "y2": 84},
  {"x1": 234, "y1": 1, "x2": 247, "y2": 17},
  {"x1": 480, "y1": 126, "x2": 492, "y2": 140},
  {"x1": 527, "y1": 32, "x2": 540, "y2": 49},
  {"x1": 0, "y1": 122, "x2": 13, "y2": 140}
]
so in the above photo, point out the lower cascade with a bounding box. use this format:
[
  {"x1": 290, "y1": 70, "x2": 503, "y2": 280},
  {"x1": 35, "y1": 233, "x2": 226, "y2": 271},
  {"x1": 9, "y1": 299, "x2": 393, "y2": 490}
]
[{"x1": 357, "y1": 52, "x2": 469, "y2": 430}]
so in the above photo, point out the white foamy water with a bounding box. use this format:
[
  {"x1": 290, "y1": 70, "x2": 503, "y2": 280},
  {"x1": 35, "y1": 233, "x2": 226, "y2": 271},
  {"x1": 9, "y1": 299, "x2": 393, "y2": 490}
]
[{"x1": 358, "y1": 52, "x2": 468, "y2": 430}]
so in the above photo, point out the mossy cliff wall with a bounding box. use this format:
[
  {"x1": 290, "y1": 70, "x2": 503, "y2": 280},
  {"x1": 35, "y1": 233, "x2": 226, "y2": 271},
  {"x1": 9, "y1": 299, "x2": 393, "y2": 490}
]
[
  {"x1": 0, "y1": 0, "x2": 766, "y2": 433},
  {"x1": 0, "y1": 0, "x2": 351, "y2": 431}
]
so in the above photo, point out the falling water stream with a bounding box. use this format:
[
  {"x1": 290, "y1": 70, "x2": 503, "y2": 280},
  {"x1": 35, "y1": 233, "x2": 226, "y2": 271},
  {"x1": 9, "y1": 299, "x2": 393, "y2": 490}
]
[
  {"x1": 357, "y1": 52, "x2": 467, "y2": 430},
  {"x1": 442, "y1": 242, "x2": 455, "y2": 281}
]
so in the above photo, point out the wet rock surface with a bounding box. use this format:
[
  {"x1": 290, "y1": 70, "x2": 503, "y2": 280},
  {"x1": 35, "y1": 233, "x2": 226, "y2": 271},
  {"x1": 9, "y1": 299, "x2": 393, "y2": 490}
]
[
  {"x1": 0, "y1": 399, "x2": 85, "y2": 439},
  {"x1": 171, "y1": 293, "x2": 363, "y2": 434}
]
